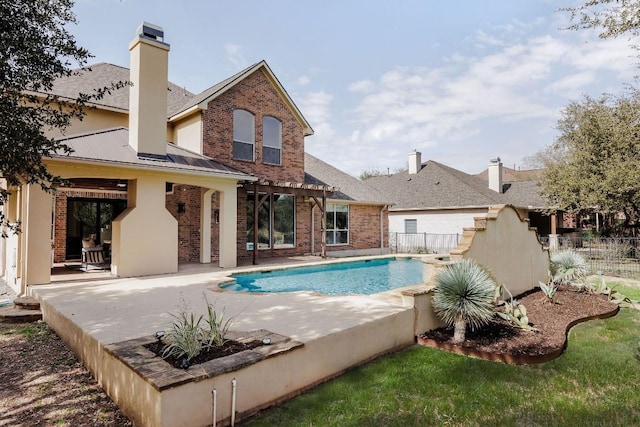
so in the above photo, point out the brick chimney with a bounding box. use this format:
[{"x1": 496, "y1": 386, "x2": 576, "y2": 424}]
[
  {"x1": 128, "y1": 22, "x2": 170, "y2": 159},
  {"x1": 488, "y1": 157, "x2": 503, "y2": 193},
  {"x1": 408, "y1": 150, "x2": 422, "y2": 174}
]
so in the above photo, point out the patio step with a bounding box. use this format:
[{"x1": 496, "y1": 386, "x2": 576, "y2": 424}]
[
  {"x1": 14, "y1": 296, "x2": 40, "y2": 311},
  {"x1": 0, "y1": 297, "x2": 42, "y2": 323}
]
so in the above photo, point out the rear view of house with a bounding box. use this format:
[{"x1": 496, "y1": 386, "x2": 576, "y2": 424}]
[{"x1": 0, "y1": 22, "x2": 389, "y2": 295}]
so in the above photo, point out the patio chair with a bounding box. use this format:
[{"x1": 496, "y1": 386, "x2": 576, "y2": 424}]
[{"x1": 81, "y1": 246, "x2": 109, "y2": 271}]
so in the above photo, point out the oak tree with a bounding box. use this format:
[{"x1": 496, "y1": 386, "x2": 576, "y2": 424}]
[{"x1": 0, "y1": 0, "x2": 126, "y2": 236}]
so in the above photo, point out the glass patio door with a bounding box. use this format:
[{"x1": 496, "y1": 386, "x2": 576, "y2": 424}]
[{"x1": 65, "y1": 198, "x2": 126, "y2": 259}]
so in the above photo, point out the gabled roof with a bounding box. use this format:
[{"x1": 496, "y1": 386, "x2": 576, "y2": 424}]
[
  {"x1": 304, "y1": 153, "x2": 390, "y2": 205},
  {"x1": 50, "y1": 127, "x2": 253, "y2": 180},
  {"x1": 170, "y1": 61, "x2": 313, "y2": 135},
  {"x1": 43, "y1": 63, "x2": 195, "y2": 116},
  {"x1": 43, "y1": 61, "x2": 313, "y2": 135},
  {"x1": 474, "y1": 166, "x2": 544, "y2": 182},
  {"x1": 365, "y1": 160, "x2": 545, "y2": 210}
]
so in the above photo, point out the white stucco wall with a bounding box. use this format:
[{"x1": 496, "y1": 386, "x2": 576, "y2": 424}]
[
  {"x1": 172, "y1": 113, "x2": 202, "y2": 154},
  {"x1": 389, "y1": 209, "x2": 486, "y2": 235}
]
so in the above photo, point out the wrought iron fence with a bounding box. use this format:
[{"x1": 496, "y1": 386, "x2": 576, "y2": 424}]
[
  {"x1": 390, "y1": 232, "x2": 460, "y2": 255},
  {"x1": 393, "y1": 232, "x2": 640, "y2": 279},
  {"x1": 541, "y1": 236, "x2": 640, "y2": 279}
]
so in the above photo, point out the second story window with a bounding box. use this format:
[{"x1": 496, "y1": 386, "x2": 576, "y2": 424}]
[
  {"x1": 233, "y1": 109, "x2": 255, "y2": 161},
  {"x1": 263, "y1": 116, "x2": 282, "y2": 165}
]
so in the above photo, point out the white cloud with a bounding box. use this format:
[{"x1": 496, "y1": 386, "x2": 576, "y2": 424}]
[
  {"x1": 348, "y1": 80, "x2": 375, "y2": 93},
  {"x1": 297, "y1": 76, "x2": 310, "y2": 85},
  {"x1": 224, "y1": 43, "x2": 247, "y2": 69},
  {"x1": 299, "y1": 91, "x2": 335, "y2": 143},
  {"x1": 336, "y1": 21, "x2": 638, "y2": 175}
]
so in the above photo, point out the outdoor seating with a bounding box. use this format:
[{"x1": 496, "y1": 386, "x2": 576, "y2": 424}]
[{"x1": 81, "y1": 245, "x2": 109, "y2": 271}]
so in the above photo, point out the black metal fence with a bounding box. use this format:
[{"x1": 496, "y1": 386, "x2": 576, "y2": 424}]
[
  {"x1": 389, "y1": 232, "x2": 461, "y2": 255},
  {"x1": 540, "y1": 236, "x2": 640, "y2": 279},
  {"x1": 392, "y1": 232, "x2": 640, "y2": 279}
]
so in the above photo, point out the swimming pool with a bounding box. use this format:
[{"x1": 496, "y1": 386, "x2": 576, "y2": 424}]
[{"x1": 222, "y1": 258, "x2": 424, "y2": 295}]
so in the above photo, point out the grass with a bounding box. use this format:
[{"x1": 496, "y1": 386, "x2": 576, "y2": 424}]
[
  {"x1": 587, "y1": 276, "x2": 640, "y2": 304},
  {"x1": 243, "y1": 308, "x2": 640, "y2": 427}
]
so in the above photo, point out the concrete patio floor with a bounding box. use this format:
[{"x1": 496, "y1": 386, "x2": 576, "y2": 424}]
[
  {"x1": 29, "y1": 256, "x2": 420, "y2": 426},
  {"x1": 35, "y1": 256, "x2": 414, "y2": 346}
]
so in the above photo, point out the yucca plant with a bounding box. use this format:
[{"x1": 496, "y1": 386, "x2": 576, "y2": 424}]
[
  {"x1": 161, "y1": 310, "x2": 205, "y2": 364},
  {"x1": 202, "y1": 296, "x2": 234, "y2": 350},
  {"x1": 550, "y1": 250, "x2": 589, "y2": 285},
  {"x1": 432, "y1": 259, "x2": 497, "y2": 343}
]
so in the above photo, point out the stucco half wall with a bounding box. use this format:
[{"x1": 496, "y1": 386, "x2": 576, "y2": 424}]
[{"x1": 451, "y1": 204, "x2": 550, "y2": 296}]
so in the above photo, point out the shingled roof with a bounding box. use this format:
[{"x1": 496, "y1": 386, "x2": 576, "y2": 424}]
[
  {"x1": 365, "y1": 160, "x2": 545, "y2": 210},
  {"x1": 43, "y1": 63, "x2": 195, "y2": 117},
  {"x1": 304, "y1": 153, "x2": 390, "y2": 205},
  {"x1": 42, "y1": 61, "x2": 313, "y2": 134},
  {"x1": 50, "y1": 127, "x2": 252, "y2": 180}
]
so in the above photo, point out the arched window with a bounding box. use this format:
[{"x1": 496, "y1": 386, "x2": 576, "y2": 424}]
[
  {"x1": 233, "y1": 109, "x2": 255, "y2": 161},
  {"x1": 262, "y1": 116, "x2": 282, "y2": 165}
]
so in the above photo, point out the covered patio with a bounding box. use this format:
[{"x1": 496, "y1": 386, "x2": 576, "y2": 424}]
[{"x1": 3, "y1": 128, "x2": 253, "y2": 295}]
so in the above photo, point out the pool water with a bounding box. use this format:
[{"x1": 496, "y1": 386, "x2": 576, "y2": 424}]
[{"x1": 223, "y1": 258, "x2": 424, "y2": 295}]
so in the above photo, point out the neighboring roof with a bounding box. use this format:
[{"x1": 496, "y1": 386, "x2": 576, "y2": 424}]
[
  {"x1": 304, "y1": 153, "x2": 391, "y2": 205},
  {"x1": 365, "y1": 160, "x2": 545, "y2": 210},
  {"x1": 170, "y1": 61, "x2": 314, "y2": 135},
  {"x1": 50, "y1": 127, "x2": 253, "y2": 180},
  {"x1": 475, "y1": 166, "x2": 544, "y2": 182},
  {"x1": 43, "y1": 63, "x2": 195, "y2": 117}
]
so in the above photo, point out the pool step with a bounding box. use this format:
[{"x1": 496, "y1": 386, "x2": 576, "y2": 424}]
[{"x1": 0, "y1": 297, "x2": 42, "y2": 323}]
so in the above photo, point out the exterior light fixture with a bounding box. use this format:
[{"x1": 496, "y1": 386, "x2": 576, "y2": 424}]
[
  {"x1": 262, "y1": 337, "x2": 272, "y2": 345},
  {"x1": 155, "y1": 330, "x2": 165, "y2": 342}
]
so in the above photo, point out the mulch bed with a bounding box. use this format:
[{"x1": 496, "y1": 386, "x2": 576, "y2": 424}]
[
  {"x1": 418, "y1": 286, "x2": 620, "y2": 364},
  {"x1": 144, "y1": 339, "x2": 262, "y2": 369}
]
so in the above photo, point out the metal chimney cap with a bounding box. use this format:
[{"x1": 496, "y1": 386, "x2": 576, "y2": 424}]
[
  {"x1": 489, "y1": 157, "x2": 501, "y2": 163},
  {"x1": 136, "y1": 22, "x2": 164, "y2": 42}
]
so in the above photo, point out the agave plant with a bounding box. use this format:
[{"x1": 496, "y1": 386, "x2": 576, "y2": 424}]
[
  {"x1": 432, "y1": 259, "x2": 497, "y2": 343},
  {"x1": 538, "y1": 281, "x2": 558, "y2": 302},
  {"x1": 550, "y1": 250, "x2": 589, "y2": 285}
]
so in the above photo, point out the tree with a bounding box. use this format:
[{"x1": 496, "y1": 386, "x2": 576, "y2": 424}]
[
  {"x1": 533, "y1": 92, "x2": 640, "y2": 235},
  {"x1": 0, "y1": 0, "x2": 126, "y2": 236},
  {"x1": 562, "y1": 0, "x2": 640, "y2": 39}
]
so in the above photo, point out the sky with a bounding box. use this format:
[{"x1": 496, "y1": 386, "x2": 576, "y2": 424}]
[{"x1": 70, "y1": 0, "x2": 638, "y2": 176}]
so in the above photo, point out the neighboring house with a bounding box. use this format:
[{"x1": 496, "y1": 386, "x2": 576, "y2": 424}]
[
  {"x1": 365, "y1": 151, "x2": 555, "y2": 246},
  {"x1": 0, "y1": 22, "x2": 388, "y2": 294}
]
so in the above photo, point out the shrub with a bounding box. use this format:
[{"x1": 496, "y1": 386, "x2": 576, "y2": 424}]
[
  {"x1": 432, "y1": 259, "x2": 497, "y2": 343},
  {"x1": 161, "y1": 310, "x2": 204, "y2": 364},
  {"x1": 160, "y1": 295, "x2": 235, "y2": 367},
  {"x1": 550, "y1": 250, "x2": 589, "y2": 285}
]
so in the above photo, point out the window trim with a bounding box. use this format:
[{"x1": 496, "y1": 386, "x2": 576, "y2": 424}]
[
  {"x1": 325, "y1": 203, "x2": 349, "y2": 246},
  {"x1": 262, "y1": 116, "x2": 282, "y2": 165},
  {"x1": 233, "y1": 109, "x2": 255, "y2": 162},
  {"x1": 246, "y1": 192, "x2": 296, "y2": 250},
  {"x1": 404, "y1": 219, "x2": 418, "y2": 234}
]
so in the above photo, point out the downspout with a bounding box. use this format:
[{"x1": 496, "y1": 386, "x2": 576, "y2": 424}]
[{"x1": 380, "y1": 205, "x2": 388, "y2": 254}]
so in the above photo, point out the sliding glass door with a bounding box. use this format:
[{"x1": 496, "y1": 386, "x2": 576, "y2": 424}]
[{"x1": 65, "y1": 198, "x2": 127, "y2": 259}]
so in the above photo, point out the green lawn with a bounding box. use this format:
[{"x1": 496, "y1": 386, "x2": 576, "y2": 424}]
[{"x1": 243, "y1": 308, "x2": 640, "y2": 427}]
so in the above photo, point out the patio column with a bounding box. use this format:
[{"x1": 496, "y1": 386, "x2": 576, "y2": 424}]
[
  {"x1": 21, "y1": 184, "x2": 52, "y2": 287},
  {"x1": 111, "y1": 176, "x2": 178, "y2": 277},
  {"x1": 218, "y1": 183, "x2": 237, "y2": 268},
  {"x1": 200, "y1": 188, "x2": 214, "y2": 264}
]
